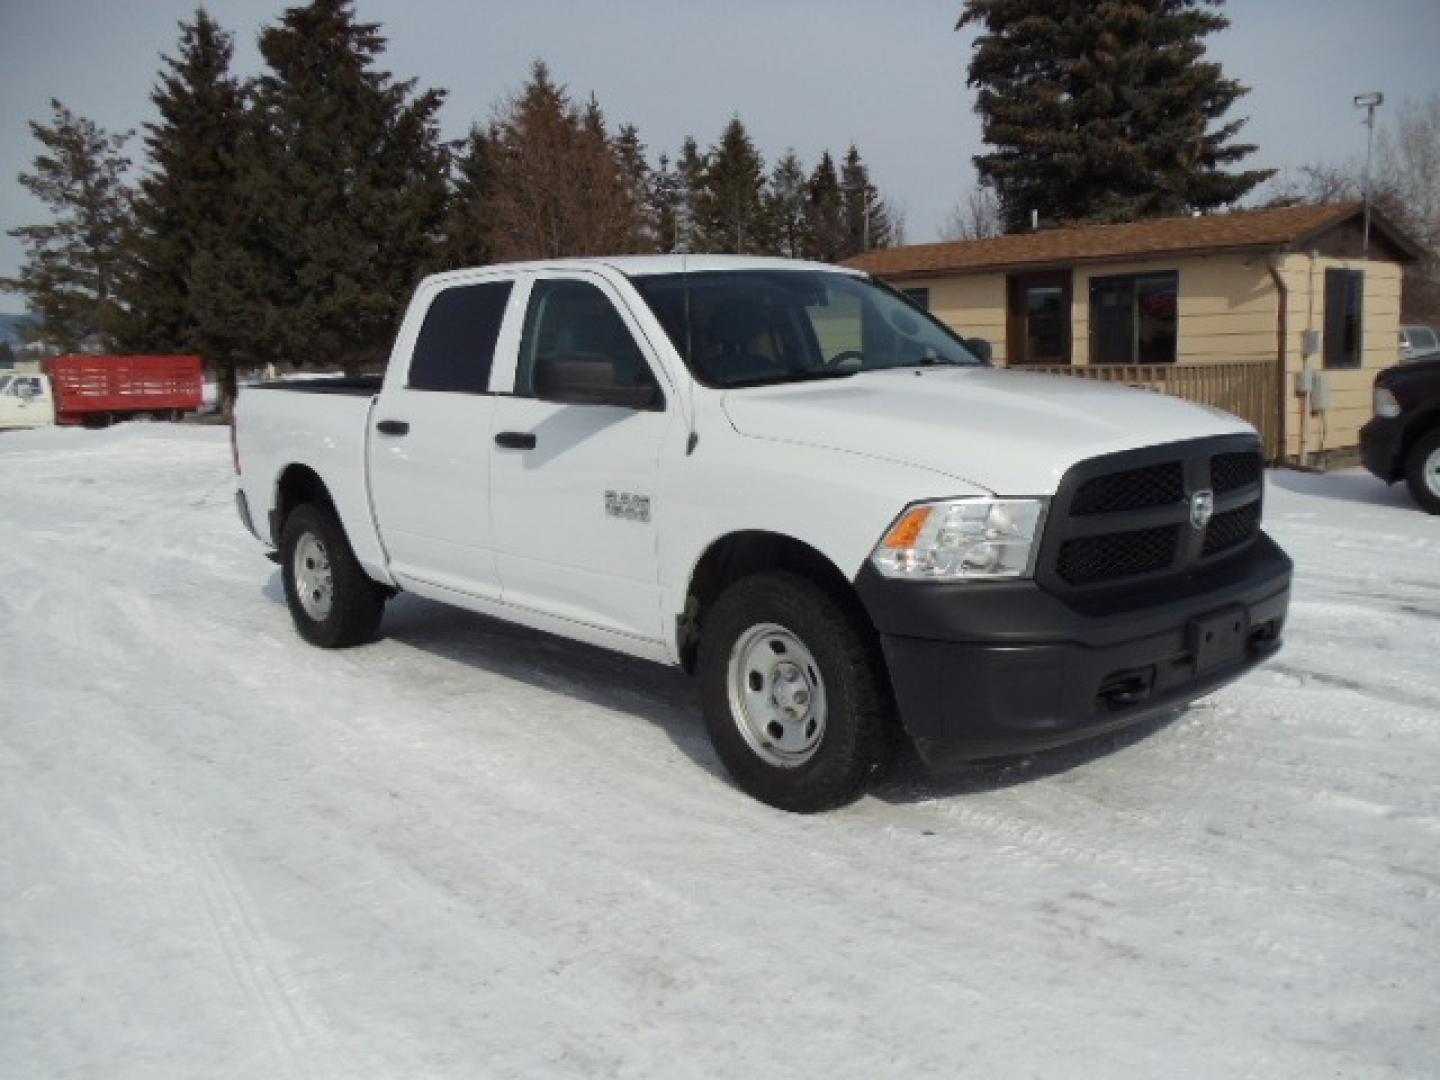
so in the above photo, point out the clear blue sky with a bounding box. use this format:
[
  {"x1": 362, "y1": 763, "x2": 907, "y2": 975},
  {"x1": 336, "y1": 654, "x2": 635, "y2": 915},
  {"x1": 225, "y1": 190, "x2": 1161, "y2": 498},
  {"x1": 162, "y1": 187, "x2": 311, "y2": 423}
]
[{"x1": 1, "y1": 0, "x2": 1436, "y2": 311}]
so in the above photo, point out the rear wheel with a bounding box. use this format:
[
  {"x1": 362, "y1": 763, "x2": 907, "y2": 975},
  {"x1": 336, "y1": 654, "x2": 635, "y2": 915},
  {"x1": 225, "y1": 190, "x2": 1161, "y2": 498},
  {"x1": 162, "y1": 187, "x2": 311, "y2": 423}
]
[
  {"x1": 280, "y1": 503, "x2": 386, "y2": 647},
  {"x1": 1405, "y1": 428, "x2": 1440, "y2": 515},
  {"x1": 697, "y1": 572, "x2": 893, "y2": 812}
]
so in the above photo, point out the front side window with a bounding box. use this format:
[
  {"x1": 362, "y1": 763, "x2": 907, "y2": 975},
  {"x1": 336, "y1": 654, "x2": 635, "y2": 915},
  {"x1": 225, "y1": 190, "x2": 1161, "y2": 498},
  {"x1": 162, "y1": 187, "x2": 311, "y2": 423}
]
[
  {"x1": 1090, "y1": 271, "x2": 1179, "y2": 364},
  {"x1": 629, "y1": 270, "x2": 982, "y2": 388},
  {"x1": 408, "y1": 280, "x2": 513, "y2": 393},
  {"x1": 1324, "y1": 269, "x2": 1364, "y2": 369},
  {"x1": 0, "y1": 376, "x2": 11, "y2": 395},
  {"x1": 515, "y1": 278, "x2": 659, "y2": 402}
]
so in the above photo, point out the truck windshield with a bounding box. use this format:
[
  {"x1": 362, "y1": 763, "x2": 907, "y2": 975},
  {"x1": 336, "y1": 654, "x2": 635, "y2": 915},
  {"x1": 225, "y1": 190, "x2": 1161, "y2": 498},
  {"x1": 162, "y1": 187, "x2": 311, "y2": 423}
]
[{"x1": 628, "y1": 269, "x2": 983, "y2": 387}]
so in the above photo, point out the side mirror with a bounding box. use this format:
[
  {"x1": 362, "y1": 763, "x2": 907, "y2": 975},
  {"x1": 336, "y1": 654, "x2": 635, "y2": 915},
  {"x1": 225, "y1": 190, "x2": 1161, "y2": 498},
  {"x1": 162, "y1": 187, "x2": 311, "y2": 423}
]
[
  {"x1": 964, "y1": 337, "x2": 994, "y2": 364},
  {"x1": 534, "y1": 354, "x2": 661, "y2": 411}
]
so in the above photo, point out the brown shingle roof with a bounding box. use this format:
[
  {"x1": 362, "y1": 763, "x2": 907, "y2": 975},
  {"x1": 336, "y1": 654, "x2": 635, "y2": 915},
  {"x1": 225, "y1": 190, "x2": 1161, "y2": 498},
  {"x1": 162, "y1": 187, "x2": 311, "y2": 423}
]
[{"x1": 844, "y1": 202, "x2": 1390, "y2": 278}]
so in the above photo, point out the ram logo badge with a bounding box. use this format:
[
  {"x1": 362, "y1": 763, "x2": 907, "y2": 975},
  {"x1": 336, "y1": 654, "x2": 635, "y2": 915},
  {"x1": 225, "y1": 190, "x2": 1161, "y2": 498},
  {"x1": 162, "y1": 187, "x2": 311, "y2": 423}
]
[
  {"x1": 605, "y1": 490, "x2": 651, "y2": 523},
  {"x1": 1190, "y1": 489, "x2": 1215, "y2": 530}
]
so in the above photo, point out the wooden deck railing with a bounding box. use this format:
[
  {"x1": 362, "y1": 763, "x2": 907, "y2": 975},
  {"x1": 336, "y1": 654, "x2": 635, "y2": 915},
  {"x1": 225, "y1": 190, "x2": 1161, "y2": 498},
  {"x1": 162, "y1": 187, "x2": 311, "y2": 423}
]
[{"x1": 1020, "y1": 359, "x2": 1281, "y2": 461}]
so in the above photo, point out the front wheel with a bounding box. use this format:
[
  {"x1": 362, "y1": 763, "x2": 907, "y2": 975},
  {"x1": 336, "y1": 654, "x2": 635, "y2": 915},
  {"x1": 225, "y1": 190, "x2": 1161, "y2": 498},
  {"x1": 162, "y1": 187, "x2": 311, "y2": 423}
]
[
  {"x1": 1405, "y1": 428, "x2": 1440, "y2": 515},
  {"x1": 697, "y1": 572, "x2": 894, "y2": 812},
  {"x1": 280, "y1": 503, "x2": 386, "y2": 647}
]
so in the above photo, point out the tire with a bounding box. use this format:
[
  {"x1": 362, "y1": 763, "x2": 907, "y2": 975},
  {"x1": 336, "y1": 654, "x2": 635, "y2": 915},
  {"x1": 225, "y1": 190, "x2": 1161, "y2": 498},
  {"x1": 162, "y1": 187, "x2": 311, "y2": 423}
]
[
  {"x1": 697, "y1": 571, "x2": 893, "y2": 812},
  {"x1": 280, "y1": 502, "x2": 386, "y2": 648},
  {"x1": 1405, "y1": 428, "x2": 1440, "y2": 515}
]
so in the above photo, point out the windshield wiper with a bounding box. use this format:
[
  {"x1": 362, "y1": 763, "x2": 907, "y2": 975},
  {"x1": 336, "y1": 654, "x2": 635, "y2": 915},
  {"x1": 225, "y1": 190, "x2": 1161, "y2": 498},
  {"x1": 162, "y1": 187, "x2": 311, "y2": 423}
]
[{"x1": 724, "y1": 367, "x2": 861, "y2": 389}]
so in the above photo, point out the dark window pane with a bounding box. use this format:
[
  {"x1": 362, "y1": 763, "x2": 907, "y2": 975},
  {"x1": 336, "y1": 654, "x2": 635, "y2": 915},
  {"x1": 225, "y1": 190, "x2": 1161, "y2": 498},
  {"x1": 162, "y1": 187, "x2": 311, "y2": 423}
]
[
  {"x1": 409, "y1": 282, "x2": 513, "y2": 393},
  {"x1": 1324, "y1": 268, "x2": 1364, "y2": 369},
  {"x1": 1090, "y1": 272, "x2": 1177, "y2": 364},
  {"x1": 1025, "y1": 285, "x2": 1066, "y2": 363},
  {"x1": 1135, "y1": 276, "x2": 1178, "y2": 364},
  {"x1": 1091, "y1": 278, "x2": 1136, "y2": 363},
  {"x1": 517, "y1": 279, "x2": 657, "y2": 400}
]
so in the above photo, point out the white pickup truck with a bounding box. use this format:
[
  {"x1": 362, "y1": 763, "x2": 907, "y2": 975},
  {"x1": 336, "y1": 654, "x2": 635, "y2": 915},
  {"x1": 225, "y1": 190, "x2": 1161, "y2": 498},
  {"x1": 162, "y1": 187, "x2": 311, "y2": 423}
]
[{"x1": 235, "y1": 255, "x2": 1291, "y2": 811}]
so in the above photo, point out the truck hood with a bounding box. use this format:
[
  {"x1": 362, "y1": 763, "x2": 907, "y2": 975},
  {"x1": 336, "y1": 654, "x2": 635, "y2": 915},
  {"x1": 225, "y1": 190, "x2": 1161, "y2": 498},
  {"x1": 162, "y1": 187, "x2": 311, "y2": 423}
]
[{"x1": 720, "y1": 366, "x2": 1256, "y2": 496}]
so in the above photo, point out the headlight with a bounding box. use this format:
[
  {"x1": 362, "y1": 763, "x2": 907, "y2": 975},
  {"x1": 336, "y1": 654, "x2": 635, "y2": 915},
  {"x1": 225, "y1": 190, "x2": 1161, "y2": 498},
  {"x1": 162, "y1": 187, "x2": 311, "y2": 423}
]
[
  {"x1": 870, "y1": 498, "x2": 1047, "y2": 580},
  {"x1": 1374, "y1": 387, "x2": 1401, "y2": 418}
]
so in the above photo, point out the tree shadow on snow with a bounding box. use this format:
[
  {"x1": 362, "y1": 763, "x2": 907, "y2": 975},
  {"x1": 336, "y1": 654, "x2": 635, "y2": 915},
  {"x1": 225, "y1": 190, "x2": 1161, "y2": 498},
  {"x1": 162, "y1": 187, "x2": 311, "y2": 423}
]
[{"x1": 261, "y1": 571, "x2": 721, "y2": 780}]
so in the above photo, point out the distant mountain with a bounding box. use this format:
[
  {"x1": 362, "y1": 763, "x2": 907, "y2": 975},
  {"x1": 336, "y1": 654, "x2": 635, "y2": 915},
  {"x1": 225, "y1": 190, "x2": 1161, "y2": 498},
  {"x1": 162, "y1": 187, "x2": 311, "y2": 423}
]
[{"x1": 0, "y1": 313, "x2": 39, "y2": 348}]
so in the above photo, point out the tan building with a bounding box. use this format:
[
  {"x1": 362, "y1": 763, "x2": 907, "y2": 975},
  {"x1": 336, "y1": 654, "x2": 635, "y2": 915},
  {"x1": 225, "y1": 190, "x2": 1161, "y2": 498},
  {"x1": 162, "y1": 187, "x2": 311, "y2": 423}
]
[{"x1": 845, "y1": 203, "x2": 1421, "y2": 464}]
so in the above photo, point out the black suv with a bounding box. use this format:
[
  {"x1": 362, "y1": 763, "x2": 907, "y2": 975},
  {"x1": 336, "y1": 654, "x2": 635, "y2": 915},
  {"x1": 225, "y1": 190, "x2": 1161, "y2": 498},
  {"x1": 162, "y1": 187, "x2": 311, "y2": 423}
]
[{"x1": 1361, "y1": 355, "x2": 1440, "y2": 514}]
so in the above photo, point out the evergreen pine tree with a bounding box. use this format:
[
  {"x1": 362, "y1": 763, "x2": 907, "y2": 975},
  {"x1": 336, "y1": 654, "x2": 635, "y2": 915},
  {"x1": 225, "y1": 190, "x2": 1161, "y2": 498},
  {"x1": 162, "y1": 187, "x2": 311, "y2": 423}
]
[
  {"x1": 120, "y1": 9, "x2": 248, "y2": 410},
  {"x1": 959, "y1": 0, "x2": 1273, "y2": 231},
  {"x1": 694, "y1": 118, "x2": 772, "y2": 254},
  {"x1": 1, "y1": 101, "x2": 133, "y2": 352},
  {"x1": 649, "y1": 153, "x2": 682, "y2": 253},
  {"x1": 838, "y1": 145, "x2": 892, "y2": 255},
  {"x1": 802, "y1": 151, "x2": 846, "y2": 263},
  {"x1": 766, "y1": 150, "x2": 810, "y2": 258},
  {"x1": 238, "y1": 0, "x2": 449, "y2": 371},
  {"x1": 674, "y1": 137, "x2": 708, "y2": 253},
  {"x1": 440, "y1": 124, "x2": 498, "y2": 269},
  {"x1": 613, "y1": 123, "x2": 655, "y2": 252}
]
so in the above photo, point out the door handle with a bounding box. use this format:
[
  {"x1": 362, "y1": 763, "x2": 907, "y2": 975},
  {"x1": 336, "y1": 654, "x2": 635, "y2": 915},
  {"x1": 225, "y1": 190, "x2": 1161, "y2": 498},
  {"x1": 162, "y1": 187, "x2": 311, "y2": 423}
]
[
  {"x1": 494, "y1": 431, "x2": 537, "y2": 450},
  {"x1": 376, "y1": 419, "x2": 410, "y2": 436}
]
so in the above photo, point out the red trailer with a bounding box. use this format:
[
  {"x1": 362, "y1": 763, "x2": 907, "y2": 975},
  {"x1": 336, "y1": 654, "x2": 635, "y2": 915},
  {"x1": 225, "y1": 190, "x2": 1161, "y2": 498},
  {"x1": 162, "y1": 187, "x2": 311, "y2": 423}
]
[{"x1": 43, "y1": 354, "x2": 204, "y2": 426}]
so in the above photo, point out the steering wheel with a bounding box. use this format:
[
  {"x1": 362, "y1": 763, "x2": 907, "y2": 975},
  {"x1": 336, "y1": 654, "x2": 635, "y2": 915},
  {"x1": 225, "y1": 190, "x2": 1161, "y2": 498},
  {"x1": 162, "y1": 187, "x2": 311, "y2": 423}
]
[{"x1": 826, "y1": 350, "x2": 864, "y2": 369}]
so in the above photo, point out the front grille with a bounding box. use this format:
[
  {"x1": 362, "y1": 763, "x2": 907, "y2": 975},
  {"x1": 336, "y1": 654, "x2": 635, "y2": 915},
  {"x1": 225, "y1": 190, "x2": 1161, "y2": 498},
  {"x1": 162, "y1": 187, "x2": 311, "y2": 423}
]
[
  {"x1": 1041, "y1": 436, "x2": 1266, "y2": 595},
  {"x1": 1071, "y1": 462, "x2": 1184, "y2": 516},
  {"x1": 1203, "y1": 501, "x2": 1261, "y2": 556},
  {"x1": 1057, "y1": 526, "x2": 1180, "y2": 585},
  {"x1": 1210, "y1": 450, "x2": 1262, "y2": 494}
]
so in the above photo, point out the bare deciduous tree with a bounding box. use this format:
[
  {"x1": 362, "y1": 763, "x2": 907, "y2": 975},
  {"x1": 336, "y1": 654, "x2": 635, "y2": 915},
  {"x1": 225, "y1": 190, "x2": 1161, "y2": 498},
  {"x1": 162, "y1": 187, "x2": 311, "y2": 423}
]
[
  {"x1": 941, "y1": 186, "x2": 1002, "y2": 241},
  {"x1": 1268, "y1": 95, "x2": 1440, "y2": 320}
]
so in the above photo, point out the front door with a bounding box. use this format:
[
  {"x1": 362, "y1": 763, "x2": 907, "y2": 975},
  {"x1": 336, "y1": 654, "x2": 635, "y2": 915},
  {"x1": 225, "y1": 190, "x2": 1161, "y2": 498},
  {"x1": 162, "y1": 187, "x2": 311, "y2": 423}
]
[
  {"x1": 1007, "y1": 272, "x2": 1072, "y2": 365},
  {"x1": 488, "y1": 273, "x2": 673, "y2": 643}
]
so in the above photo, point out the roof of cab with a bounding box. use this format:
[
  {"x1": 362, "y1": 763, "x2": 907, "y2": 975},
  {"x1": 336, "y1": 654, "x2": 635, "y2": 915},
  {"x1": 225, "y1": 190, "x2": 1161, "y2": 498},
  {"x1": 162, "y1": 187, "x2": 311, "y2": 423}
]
[{"x1": 421, "y1": 253, "x2": 863, "y2": 289}]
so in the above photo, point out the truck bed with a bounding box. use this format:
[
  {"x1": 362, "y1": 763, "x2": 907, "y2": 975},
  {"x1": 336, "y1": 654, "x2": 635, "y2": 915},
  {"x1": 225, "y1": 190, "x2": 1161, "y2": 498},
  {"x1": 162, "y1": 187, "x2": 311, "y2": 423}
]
[{"x1": 248, "y1": 375, "x2": 384, "y2": 396}]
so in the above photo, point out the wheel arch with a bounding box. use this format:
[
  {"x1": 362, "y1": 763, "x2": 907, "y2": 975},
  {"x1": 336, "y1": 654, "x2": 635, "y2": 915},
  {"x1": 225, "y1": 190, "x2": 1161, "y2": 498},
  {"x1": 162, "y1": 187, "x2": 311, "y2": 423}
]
[
  {"x1": 271, "y1": 463, "x2": 334, "y2": 545},
  {"x1": 677, "y1": 529, "x2": 877, "y2": 674},
  {"x1": 1399, "y1": 406, "x2": 1440, "y2": 479}
]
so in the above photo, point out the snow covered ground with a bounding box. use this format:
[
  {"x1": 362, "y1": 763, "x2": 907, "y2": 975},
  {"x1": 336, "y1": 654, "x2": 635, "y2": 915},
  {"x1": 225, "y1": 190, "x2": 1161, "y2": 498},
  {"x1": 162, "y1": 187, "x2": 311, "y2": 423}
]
[{"x1": 2, "y1": 424, "x2": 1437, "y2": 1079}]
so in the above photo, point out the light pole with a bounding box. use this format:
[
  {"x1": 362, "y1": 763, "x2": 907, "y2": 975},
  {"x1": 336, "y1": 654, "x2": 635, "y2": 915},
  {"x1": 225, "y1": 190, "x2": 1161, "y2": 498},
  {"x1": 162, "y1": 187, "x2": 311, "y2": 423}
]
[{"x1": 1354, "y1": 91, "x2": 1384, "y2": 258}]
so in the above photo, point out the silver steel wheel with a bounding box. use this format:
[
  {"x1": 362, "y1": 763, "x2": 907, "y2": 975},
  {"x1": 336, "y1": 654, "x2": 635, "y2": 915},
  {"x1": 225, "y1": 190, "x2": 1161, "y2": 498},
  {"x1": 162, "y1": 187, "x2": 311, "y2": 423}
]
[
  {"x1": 726, "y1": 622, "x2": 828, "y2": 768},
  {"x1": 293, "y1": 532, "x2": 334, "y2": 622},
  {"x1": 1426, "y1": 445, "x2": 1440, "y2": 499}
]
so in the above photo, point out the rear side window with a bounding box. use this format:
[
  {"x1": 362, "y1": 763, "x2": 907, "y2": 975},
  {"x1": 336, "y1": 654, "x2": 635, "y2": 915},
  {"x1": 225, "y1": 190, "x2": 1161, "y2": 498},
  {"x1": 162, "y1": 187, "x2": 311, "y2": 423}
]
[{"x1": 408, "y1": 281, "x2": 513, "y2": 393}]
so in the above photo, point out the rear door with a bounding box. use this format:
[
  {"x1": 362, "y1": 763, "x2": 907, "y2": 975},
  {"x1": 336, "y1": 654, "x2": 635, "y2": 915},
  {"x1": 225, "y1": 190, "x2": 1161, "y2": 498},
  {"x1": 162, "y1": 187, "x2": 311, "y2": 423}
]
[
  {"x1": 487, "y1": 272, "x2": 674, "y2": 642},
  {"x1": 367, "y1": 274, "x2": 520, "y2": 599}
]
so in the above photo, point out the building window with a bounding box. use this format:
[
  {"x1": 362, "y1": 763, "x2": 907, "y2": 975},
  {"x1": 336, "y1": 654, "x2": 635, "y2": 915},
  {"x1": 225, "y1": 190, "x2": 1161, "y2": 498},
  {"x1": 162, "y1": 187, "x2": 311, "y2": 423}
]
[
  {"x1": 1008, "y1": 273, "x2": 1072, "y2": 365},
  {"x1": 901, "y1": 287, "x2": 930, "y2": 310},
  {"x1": 1324, "y1": 268, "x2": 1364, "y2": 369},
  {"x1": 1090, "y1": 271, "x2": 1179, "y2": 364}
]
